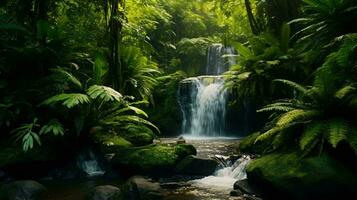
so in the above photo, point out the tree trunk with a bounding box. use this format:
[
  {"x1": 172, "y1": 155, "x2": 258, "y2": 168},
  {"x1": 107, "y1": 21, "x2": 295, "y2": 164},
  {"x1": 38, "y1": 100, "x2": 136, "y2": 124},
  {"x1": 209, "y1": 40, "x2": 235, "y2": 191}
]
[{"x1": 108, "y1": 0, "x2": 125, "y2": 92}]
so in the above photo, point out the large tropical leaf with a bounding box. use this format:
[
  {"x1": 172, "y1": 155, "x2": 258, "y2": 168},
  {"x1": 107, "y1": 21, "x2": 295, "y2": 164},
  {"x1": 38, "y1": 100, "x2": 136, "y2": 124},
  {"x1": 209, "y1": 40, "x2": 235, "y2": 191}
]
[
  {"x1": 41, "y1": 93, "x2": 90, "y2": 109},
  {"x1": 87, "y1": 85, "x2": 123, "y2": 103}
]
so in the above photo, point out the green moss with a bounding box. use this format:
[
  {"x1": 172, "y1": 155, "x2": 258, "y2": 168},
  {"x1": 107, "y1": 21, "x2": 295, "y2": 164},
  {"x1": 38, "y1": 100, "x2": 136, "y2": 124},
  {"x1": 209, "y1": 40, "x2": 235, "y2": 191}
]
[
  {"x1": 246, "y1": 153, "x2": 357, "y2": 199},
  {"x1": 239, "y1": 132, "x2": 269, "y2": 154},
  {"x1": 111, "y1": 144, "x2": 196, "y2": 175}
]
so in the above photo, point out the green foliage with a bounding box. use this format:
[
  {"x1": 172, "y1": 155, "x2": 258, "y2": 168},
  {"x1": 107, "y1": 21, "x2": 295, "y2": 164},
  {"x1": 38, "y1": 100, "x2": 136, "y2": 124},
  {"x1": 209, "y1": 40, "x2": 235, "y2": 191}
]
[
  {"x1": 87, "y1": 85, "x2": 123, "y2": 103},
  {"x1": 39, "y1": 119, "x2": 65, "y2": 136},
  {"x1": 41, "y1": 93, "x2": 90, "y2": 109},
  {"x1": 290, "y1": 0, "x2": 357, "y2": 47}
]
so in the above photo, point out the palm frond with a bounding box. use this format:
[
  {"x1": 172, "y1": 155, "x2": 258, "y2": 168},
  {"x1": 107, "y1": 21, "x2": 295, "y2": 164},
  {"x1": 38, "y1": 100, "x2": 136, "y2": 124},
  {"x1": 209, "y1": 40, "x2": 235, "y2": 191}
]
[
  {"x1": 41, "y1": 93, "x2": 90, "y2": 109},
  {"x1": 51, "y1": 68, "x2": 82, "y2": 89},
  {"x1": 87, "y1": 85, "x2": 123, "y2": 103},
  {"x1": 39, "y1": 119, "x2": 65, "y2": 136}
]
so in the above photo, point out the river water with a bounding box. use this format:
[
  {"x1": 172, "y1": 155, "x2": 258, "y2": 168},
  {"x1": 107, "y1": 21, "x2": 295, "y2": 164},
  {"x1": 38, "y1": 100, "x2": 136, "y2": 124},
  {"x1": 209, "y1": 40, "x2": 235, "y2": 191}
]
[
  {"x1": 43, "y1": 137, "x2": 246, "y2": 200},
  {"x1": 160, "y1": 137, "x2": 248, "y2": 200}
]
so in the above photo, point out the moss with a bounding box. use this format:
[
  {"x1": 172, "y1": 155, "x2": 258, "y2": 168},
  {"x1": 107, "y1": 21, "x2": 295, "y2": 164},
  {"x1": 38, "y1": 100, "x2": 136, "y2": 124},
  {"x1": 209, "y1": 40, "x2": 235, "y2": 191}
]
[
  {"x1": 246, "y1": 153, "x2": 357, "y2": 199},
  {"x1": 239, "y1": 132, "x2": 269, "y2": 154},
  {"x1": 111, "y1": 144, "x2": 196, "y2": 176}
]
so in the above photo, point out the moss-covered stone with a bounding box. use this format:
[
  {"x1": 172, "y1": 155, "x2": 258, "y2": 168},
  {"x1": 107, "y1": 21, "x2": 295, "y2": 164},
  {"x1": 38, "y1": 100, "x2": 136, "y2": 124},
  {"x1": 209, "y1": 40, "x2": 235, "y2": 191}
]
[
  {"x1": 238, "y1": 132, "x2": 269, "y2": 154},
  {"x1": 111, "y1": 144, "x2": 196, "y2": 176},
  {"x1": 175, "y1": 155, "x2": 218, "y2": 175},
  {"x1": 122, "y1": 131, "x2": 154, "y2": 147},
  {"x1": 246, "y1": 153, "x2": 357, "y2": 199},
  {"x1": 94, "y1": 134, "x2": 133, "y2": 153}
]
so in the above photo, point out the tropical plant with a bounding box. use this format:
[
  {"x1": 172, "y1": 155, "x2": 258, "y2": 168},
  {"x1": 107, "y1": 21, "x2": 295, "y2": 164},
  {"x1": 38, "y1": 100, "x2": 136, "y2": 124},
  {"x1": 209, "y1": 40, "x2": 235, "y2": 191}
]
[
  {"x1": 290, "y1": 0, "x2": 357, "y2": 47},
  {"x1": 224, "y1": 25, "x2": 306, "y2": 106},
  {"x1": 255, "y1": 35, "x2": 357, "y2": 156}
]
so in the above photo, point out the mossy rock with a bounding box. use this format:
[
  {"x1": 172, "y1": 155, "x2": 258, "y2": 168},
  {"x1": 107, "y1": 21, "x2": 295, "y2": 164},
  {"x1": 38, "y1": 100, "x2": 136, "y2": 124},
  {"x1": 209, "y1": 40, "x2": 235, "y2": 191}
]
[
  {"x1": 238, "y1": 132, "x2": 269, "y2": 154},
  {"x1": 246, "y1": 152, "x2": 357, "y2": 199},
  {"x1": 122, "y1": 132, "x2": 154, "y2": 147},
  {"x1": 93, "y1": 134, "x2": 133, "y2": 153},
  {"x1": 111, "y1": 144, "x2": 196, "y2": 176}
]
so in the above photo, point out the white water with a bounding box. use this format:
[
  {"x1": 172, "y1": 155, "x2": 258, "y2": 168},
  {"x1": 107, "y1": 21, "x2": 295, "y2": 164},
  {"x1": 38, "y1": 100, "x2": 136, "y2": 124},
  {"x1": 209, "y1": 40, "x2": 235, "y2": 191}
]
[
  {"x1": 188, "y1": 76, "x2": 227, "y2": 136},
  {"x1": 192, "y1": 155, "x2": 251, "y2": 190},
  {"x1": 77, "y1": 151, "x2": 105, "y2": 177},
  {"x1": 179, "y1": 44, "x2": 236, "y2": 137}
]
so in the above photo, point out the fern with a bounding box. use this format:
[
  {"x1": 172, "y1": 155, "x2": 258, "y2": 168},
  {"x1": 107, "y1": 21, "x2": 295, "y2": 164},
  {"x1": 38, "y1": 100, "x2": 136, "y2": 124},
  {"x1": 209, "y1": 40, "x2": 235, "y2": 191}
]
[
  {"x1": 39, "y1": 119, "x2": 65, "y2": 136},
  {"x1": 277, "y1": 109, "x2": 319, "y2": 127},
  {"x1": 87, "y1": 85, "x2": 123, "y2": 102},
  {"x1": 41, "y1": 93, "x2": 90, "y2": 109},
  {"x1": 300, "y1": 122, "x2": 324, "y2": 150},
  {"x1": 328, "y1": 119, "x2": 348, "y2": 148},
  {"x1": 274, "y1": 79, "x2": 308, "y2": 94},
  {"x1": 258, "y1": 105, "x2": 294, "y2": 113},
  {"x1": 255, "y1": 127, "x2": 282, "y2": 143},
  {"x1": 101, "y1": 115, "x2": 160, "y2": 133},
  {"x1": 335, "y1": 85, "x2": 355, "y2": 99}
]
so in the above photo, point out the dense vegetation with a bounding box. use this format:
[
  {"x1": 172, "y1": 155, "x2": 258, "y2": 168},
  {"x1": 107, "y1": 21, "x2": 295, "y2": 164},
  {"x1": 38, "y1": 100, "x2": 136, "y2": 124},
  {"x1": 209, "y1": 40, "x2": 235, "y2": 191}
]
[{"x1": 1, "y1": 0, "x2": 357, "y2": 199}]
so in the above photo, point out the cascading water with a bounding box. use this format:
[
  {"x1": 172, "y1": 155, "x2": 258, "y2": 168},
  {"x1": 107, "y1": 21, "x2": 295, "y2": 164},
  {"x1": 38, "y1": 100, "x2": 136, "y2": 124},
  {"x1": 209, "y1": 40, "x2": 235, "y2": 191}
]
[
  {"x1": 192, "y1": 155, "x2": 252, "y2": 189},
  {"x1": 77, "y1": 150, "x2": 105, "y2": 177},
  {"x1": 179, "y1": 44, "x2": 236, "y2": 137}
]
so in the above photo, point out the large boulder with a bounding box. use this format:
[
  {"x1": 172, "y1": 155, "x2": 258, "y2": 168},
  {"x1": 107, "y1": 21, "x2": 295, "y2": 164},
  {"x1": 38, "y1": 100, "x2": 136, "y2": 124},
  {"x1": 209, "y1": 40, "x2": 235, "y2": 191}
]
[
  {"x1": 246, "y1": 153, "x2": 357, "y2": 200},
  {"x1": 233, "y1": 179, "x2": 260, "y2": 196},
  {"x1": 175, "y1": 155, "x2": 219, "y2": 175},
  {"x1": 111, "y1": 144, "x2": 196, "y2": 176},
  {"x1": 0, "y1": 180, "x2": 46, "y2": 200},
  {"x1": 87, "y1": 185, "x2": 122, "y2": 200},
  {"x1": 121, "y1": 176, "x2": 164, "y2": 200}
]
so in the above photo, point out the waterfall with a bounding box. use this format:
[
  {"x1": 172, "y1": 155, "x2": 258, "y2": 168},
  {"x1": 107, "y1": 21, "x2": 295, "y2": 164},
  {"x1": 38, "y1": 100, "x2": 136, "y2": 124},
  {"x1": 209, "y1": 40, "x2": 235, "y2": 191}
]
[
  {"x1": 179, "y1": 44, "x2": 236, "y2": 137},
  {"x1": 77, "y1": 150, "x2": 105, "y2": 177},
  {"x1": 192, "y1": 155, "x2": 251, "y2": 188}
]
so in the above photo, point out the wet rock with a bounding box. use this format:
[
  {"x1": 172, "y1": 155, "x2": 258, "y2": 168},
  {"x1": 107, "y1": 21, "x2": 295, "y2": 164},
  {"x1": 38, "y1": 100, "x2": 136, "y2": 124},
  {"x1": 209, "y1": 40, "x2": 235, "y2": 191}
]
[
  {"x1": 175, "y1": 155, "x2": 219, "y2": 175},
  {"x1": 87, "y1": 185, "x2": 121, "y2": 200},
  {"x1": 233, "y1": 179, "x2": 259, "y2": 195},
  {"x1": 111, "y1": 144, "x2": 196, "y2": 176},
  {"x1": 176, "y1": 136, "x2": 186, "y2": 144},
  {"x1": 230, "y1": 189, "x2": 243, "y2": 196},
  {"x1": 246, "y1": 153, "x2": 357, "y2": 199},
  {"x1": 122, "y1": 176, "x2": 164, "y2": 200},
  {"x1": 242, "y1": 194, "x2": 263, "y2": 200},
  {"x1": 0, "y1": 180, "x2": 46, "y2": 200},
  {"x1": 160, "y1": 182, "x2": 190, "y2": 189}
]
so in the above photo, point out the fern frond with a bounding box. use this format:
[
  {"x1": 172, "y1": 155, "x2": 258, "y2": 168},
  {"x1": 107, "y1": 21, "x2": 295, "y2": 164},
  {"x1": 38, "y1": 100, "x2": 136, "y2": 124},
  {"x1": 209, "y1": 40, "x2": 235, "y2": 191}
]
[
  {"x1": 274, "y1": 79, "x2": 308, "y2": 94},
  {"x1": 327, "y1": 119, "x2": 348, "y2": 148},
  {"x1": 51, "y1": 68, "x2": 82, "y2": 89},
  {"x1": 101, "y1": 115, "x2": 160, "y2": 133},
  {"x1": 277, "y1": 109, "x2": 319, "y2": 127},
  {"x1": 300, "y1": 122, "x2": 324, "y2": 150},
  {"x1": 335, "y1": 85, "x2": 355, "y2": 99},
  {"x1": 87, "y1": 85, "x2": 123, "y2": 103},
  {"x1": 39, "y1": 119, "x2": 65, "y2": 136},
  {"x1": 347, "y1": 127, "x2": 357, "y2": 155},
  {"x1": 255, "y1": 127, "x2": 282, "y2": 143},
  {"x1": 105, "y1": 106, "x2": 148, "y2": 118},
  {"x1": 258, "y1": 105, "x2": 294, "y2": 113},
  {"x1": 41, "y1": 93, "x2": 90, "y2": 109}
]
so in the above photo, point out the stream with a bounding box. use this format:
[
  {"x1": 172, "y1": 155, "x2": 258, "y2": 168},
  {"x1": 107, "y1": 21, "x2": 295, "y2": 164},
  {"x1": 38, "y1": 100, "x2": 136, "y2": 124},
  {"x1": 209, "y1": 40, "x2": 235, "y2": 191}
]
[{"x1": 42, "y1": 137, "x2": 248, "y2": 200}]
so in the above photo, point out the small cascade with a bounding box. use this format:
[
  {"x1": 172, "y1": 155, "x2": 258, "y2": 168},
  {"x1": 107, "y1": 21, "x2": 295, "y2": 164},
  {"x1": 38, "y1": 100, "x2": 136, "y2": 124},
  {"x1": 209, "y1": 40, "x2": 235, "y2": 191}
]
[
  {"x1": 192, "y1": 155, "x2": 251, "y2": 189},
  {"x1": 206, "y1": 44, "x2": 236, "y2": 75},
  {"x1": 77, "y1": 150, "x2": 105, "y2": 177},
  {"x1": 178, "y1": 43, "x2": 236, "y2": 137}
]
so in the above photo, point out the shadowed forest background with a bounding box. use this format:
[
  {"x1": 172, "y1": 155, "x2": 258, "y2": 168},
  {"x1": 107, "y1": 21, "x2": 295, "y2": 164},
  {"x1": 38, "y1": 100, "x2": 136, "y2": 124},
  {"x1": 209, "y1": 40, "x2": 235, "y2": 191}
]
[{"x1": 0, "y1": 0, "x2": 357, "y2": 200}]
